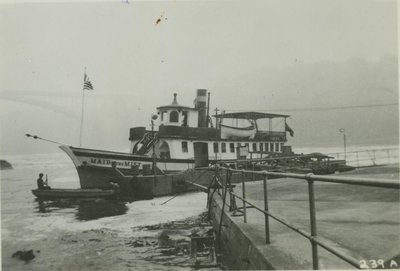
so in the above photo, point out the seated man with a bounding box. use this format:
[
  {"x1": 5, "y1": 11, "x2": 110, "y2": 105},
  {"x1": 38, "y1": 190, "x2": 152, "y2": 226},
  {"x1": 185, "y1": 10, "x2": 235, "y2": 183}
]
[{"x1": 37, "y1": 173, "x2": 51, "y2": 190}]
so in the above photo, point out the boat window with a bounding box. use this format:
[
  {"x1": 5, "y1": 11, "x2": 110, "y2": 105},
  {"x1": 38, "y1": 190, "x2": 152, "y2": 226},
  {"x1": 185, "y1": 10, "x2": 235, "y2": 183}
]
[
  {"x1": 265, "y1": 143, "x2": 269, "y2": 152},
  {"x1": 245, "y1": 143, "x2": 249, "y2": 150},
  {"x1": 170, "y1": 111, "x2": 179, "y2": 123},
  {"x1": 182, "y1": 111, "x2": 188, "y2": 126},
  {"x1": 280, "y1": 143, "x2": 284, "y2": 152},
  {"x1": 270, "y1": 143, "x2": 274, "y2": 152},
  {"x1": 221, "y1": 143, "x2": 226, "y2": 153},
  {"x1": 182, "y1": 141, "x2": 188, "y2": 153},
  {"x1": 213, "y1": 142, "x2": 219, "y2": 153},
  {"x1": 160, "y1": 151, "x2": 170, "y2": 159},
  {"x1": 259, "y1": 143, "x2": 263, "y2": 152},
  {"x1": 275, "y1": 142, "x2": 280, "y2": 152},
  {"x1": 230, "y1": 143, "x2": 235, "y2": 153},
  {"x1": 252, "y1": 143, "x2": 257, "y2": 152},
  {"x1": 160, "y1": 111, "x2": 164, "y2": 121}
]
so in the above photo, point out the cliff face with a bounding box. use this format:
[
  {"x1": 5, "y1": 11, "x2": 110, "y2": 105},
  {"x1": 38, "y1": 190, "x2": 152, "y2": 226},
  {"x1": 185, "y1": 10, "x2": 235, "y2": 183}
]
[{"x1": 0, "y1": 160, "x2": 13, "y2": 170}]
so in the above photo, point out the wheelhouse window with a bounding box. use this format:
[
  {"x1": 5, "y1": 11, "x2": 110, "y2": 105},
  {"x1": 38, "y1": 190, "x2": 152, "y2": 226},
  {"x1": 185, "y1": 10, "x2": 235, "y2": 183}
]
[
  {"x1": 252, "y1": 143, "x2": 257, "y2": 152},
  {"x1": 170, "y1": 111, "x2": 179, "y2": 123},
  {"x1": 259, "y1": 143, "x2": 263, "y2": 152},
  {"x1": 230, "y1": 143, "x2": 235, "y2": 153},
  {"x1": 181, "y1": 141, "x2": 188, "y2": 153},
  {"x1": 265, "y1": 143, "x2": 269, "y2": 152},
  {"x1": 275, "y1": 142, "x2": 280, "y2": 152},
  {"x1": 182, "y1": 111, "x2": 188, "y2": 126},
  {"x1": 213, "y1": 142, "x2": 219, "y2": 153},
  {"x1": 245, "y1": 143, "x2": 249, "y2": 150},
  {"x1": 221, "y1": 143, "x2": 226, "y2": 153},
  {"x1": 270, "y1": 143, "x2": 274, "y2": 152}
]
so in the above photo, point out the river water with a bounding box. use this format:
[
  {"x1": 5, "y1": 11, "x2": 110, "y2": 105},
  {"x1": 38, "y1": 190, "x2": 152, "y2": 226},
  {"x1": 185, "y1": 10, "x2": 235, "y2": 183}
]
[
  {"x1": 1, "y1": 144, "x2": 397, "y2": 270},
  {"x1": 1, "y1": 153, "x2": 210, "y2": 271}
]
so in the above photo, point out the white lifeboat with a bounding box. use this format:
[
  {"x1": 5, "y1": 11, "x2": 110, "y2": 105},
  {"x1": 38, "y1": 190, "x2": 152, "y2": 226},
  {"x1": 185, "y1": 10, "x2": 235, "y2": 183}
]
[{"x1": 220, "y1": 124, "x2": 256, "y2": 139}]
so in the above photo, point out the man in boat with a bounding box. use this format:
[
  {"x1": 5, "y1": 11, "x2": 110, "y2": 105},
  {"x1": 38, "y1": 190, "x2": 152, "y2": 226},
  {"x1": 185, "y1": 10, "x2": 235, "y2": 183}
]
[{"x1": 37, "y1": 173, "x2": 51, "y2": 190}]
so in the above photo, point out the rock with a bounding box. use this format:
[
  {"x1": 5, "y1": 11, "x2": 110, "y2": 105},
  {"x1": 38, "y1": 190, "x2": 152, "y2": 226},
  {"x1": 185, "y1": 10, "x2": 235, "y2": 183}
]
[
  {"x1": 160, "y1": 247, "x2": 180, "y2": 256},
  {"x1": 12, "y1": 250, "x2": 35, "y2": 262},
  {"x1": 126, "y1": 239, "x2": 148, "y2": 247},
  {"x1": 194, "y1": 260, "x2": 201, "y2": 270},
  {"x1": 158, "y1": 231, "x2": 171, "y2": 247},
  {"x1": 0, "y1": 160, "x2": 13, "y2": 170},
  {"x1": 132, "y1": 240, "x2": 145, "y2": 247},
  {"x1": 190, "y1": 229, "x2": 200, "y2": 237}
]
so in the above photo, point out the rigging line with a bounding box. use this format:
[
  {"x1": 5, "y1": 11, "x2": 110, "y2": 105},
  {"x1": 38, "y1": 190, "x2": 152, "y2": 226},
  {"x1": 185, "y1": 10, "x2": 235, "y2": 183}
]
[
  {"x1": 223, "y1": 103, "x2": 399, "y2": 113},
  {"x1": 25, "y1": 133, "x2": 63, "y2": 145}
]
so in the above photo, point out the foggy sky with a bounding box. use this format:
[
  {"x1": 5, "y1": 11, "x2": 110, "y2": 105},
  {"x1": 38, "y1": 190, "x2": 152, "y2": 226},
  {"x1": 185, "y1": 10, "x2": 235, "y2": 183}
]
[{"x1": 0, "y1": 0, "x2": 398, "y2": 155}]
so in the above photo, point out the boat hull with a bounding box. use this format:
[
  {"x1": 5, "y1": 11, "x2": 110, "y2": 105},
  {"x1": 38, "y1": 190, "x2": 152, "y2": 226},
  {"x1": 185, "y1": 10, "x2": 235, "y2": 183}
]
[
  {"x1": 31, "y1": 189, "x2": 115, "y2": 199},
  {"x1": 60, "y1": 145, "x2": 195, "y2": 189}
]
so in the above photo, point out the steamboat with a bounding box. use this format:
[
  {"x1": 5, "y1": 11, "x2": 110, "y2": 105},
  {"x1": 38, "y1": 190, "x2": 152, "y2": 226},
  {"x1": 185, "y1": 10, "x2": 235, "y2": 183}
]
[{"x1": 60, "y1": 89, "x2": 350, "y2": 190}]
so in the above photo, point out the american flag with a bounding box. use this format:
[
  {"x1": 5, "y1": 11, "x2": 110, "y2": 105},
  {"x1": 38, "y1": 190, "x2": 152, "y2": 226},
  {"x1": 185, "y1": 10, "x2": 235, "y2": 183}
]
[{"x1": 83, "y1": 72, "x2": 94, "y2": 90}]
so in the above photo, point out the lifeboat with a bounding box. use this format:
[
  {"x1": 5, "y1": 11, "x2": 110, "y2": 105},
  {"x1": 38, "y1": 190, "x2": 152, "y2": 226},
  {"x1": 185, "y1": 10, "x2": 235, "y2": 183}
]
[{"x1": 220, "y1": 124, "x2": 256, "y2": 139}]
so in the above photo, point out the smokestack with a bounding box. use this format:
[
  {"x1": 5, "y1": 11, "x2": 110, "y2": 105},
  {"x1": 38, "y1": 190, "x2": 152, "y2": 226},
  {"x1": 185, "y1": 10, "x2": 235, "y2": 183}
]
[{"x1": 194, "y1": 89, "x2": 207, "y2": 127}]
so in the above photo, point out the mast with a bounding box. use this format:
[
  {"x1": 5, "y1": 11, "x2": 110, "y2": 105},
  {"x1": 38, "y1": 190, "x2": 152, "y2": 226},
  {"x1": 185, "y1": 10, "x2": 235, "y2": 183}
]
[
  {"x1": 214, "y1": 107, "x2": 219, "y2": 161},
  {"x1": 79, "y1": 68, "x2": 86, "y2": 147},
  {"x1": 79, "y1": 67, "x2": 94, "y2": 147}
]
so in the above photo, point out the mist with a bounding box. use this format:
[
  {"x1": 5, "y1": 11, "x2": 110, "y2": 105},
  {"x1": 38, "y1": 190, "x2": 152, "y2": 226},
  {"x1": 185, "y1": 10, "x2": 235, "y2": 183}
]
[{"x1": 0, "y1": 0, "x2": 397, "y2": 155}]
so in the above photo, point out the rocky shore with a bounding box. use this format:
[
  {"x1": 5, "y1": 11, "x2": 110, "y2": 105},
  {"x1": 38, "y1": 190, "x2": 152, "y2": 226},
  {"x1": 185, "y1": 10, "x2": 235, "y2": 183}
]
[{"x1": 5, "y1": 212, "x2": 221, "y2": 271}]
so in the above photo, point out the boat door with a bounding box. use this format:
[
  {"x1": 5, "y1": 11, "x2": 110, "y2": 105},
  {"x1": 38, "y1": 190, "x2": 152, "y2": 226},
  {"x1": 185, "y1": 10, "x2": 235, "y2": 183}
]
[{"x1": 193, "y1": 142, "x2": 209, "y2": 168}]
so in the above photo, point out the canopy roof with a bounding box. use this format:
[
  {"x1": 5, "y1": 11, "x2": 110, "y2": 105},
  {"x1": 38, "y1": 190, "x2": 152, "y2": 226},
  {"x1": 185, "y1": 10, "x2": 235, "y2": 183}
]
[{"x1": 213, "y1": 111, "x2": 289, "y2": 120}]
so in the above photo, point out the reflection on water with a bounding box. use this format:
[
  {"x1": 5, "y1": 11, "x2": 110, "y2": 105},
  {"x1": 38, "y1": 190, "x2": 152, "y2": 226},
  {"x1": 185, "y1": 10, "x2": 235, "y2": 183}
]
[{"x1": 35, "y1": 199, "x2": 129, "y2": 221}]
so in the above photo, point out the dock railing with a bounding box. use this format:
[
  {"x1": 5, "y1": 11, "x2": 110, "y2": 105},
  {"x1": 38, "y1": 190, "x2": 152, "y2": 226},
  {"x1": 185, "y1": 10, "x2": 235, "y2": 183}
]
[
  {"x1": 209, "y1": 165, "x2": 400, "y2": 270},
  {"x1": 326, "y1": 147, "x2": 399, "y2": 167}
]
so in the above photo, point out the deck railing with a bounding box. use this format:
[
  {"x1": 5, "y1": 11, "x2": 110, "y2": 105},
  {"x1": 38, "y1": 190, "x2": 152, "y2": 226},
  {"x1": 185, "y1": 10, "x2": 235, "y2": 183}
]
[{"x1": 208, "y1": 165, "x2": 400, "y2": 270}]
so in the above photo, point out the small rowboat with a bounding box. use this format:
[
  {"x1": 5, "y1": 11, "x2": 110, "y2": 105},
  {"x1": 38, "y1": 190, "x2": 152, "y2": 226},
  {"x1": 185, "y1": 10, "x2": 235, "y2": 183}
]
[
  {"x1": 31, "y1": 188, "x2": 116, "y2": 199},
  {"x1": 220, "y1": 124, "x2": 256, "y2": 139}
]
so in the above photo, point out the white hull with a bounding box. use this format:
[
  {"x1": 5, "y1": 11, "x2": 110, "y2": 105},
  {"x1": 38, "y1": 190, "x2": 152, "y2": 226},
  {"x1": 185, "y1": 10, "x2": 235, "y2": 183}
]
[{"x1": 59, "y1": 145, "x2": 195, "y2": 188}]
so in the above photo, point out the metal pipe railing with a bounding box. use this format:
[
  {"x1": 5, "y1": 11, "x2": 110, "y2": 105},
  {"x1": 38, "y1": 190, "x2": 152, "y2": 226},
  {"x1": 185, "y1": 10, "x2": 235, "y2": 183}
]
[
  {"x1": 215, "y1": 167, "x2": 399, "y2": 189},
  {"x1": 209, "y1": 165, "x2": 399, "y2": 270},
  {"x1": 307, "y1": 177, "x2": 319, "y2": 269},
  {"x1": 263, "y1": 173, "x2": 270, "y2": 244},
  {"x1": 241, "y1": 171, "x2": 247, "y2": 223}
]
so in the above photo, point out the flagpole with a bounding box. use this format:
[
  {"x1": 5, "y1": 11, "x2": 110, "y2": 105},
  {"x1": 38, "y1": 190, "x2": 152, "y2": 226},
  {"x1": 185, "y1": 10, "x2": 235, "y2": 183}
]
[{"x1": 79, "y1": 68, "x2": 86, "y2": 147}]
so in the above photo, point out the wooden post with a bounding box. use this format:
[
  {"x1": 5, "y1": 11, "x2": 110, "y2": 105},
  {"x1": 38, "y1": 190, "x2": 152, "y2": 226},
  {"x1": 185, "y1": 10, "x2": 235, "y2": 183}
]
[{"x1": 241, "y1": 171, "x2": 247, "y2": 223}]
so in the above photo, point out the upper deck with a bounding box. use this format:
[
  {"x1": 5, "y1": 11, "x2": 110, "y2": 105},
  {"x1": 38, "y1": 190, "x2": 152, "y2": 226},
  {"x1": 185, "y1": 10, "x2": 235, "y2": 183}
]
[
  {"x1": 129, "y1": 91, "x2": 293, "y2": 143},
  {"x1": 129, "y1": 125, "x2": 287, "y2": 142}
]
